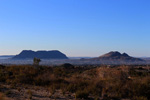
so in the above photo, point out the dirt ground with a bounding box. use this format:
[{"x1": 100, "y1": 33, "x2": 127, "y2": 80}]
[{"x1": 0, "y1": 83, "x2": 76, "y2": 100}]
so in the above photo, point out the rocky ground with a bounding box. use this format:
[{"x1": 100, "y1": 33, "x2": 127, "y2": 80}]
[{"x1": 0, "y1": 84, "x2": 76, "y2": 100}]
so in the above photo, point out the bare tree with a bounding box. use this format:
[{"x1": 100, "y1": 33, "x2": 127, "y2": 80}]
[{"x1": 33, "y1": 58, "x2": 41, "y2": 66}]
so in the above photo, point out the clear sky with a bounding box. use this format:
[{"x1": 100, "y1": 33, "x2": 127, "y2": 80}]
[{"x1": 0, "y1": 0, "x2": 150, "y2": 57}]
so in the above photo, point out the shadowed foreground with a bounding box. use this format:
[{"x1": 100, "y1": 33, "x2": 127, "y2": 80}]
[{"x1": 0, "y1": 64, "x2": 150, "y2": 100}]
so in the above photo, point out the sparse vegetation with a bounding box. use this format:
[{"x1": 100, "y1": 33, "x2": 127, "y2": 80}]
[
  {"x1": 27, "y1": 90, "x2": 32, "y2": 99},
  {"x1": 33, "y1": 57, "x2": 41, "y2": 66},
  {"x1": 0, "y1": 64, "x2": 150, "y2": 99},
  {"x1": 0, "y1": 93, "x2": 6, "y2": 100}
]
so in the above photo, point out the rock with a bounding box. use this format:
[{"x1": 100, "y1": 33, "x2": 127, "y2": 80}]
[{"x1": 12, "y1": 50, "x2": 68, "y2": 59}]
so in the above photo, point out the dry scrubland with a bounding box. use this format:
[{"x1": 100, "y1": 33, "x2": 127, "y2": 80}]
[{"x1": 0, "y1": 64, "x2": 150, "y2": 100}]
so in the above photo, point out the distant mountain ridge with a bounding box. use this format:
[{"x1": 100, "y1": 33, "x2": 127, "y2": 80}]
[
  {"x1": 93, "y1": 51, "x2": 144, "y2": 62},
  {"x1": 0, "y1": 55, "x2": 14, "y2": 58},
  {"x1": 100, "y1": 51, "x2": 129, "y2": 58},
  {"x1": 12, "y1": 50, "x2": 68, "y2": 59},
  {"x1": 0, "y1": 55, "x2": 14, "y2": 59}
]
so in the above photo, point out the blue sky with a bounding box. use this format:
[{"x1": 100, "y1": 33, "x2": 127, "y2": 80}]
[{"x1": 0, "y1": 0, "x2": 150, "y2": 57}]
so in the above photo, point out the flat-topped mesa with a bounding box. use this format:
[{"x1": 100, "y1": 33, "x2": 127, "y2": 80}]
[{"x1": 12, "y1": 50, "x2": 68, "y2": 59}]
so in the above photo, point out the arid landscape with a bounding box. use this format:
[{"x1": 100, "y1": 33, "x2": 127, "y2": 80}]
[
  {"x1": 1, "y1": 0, "x2": 150, "y2": 100},
  {"x1": 0, "y1": 64, "x2": 150, "y2": 100}
]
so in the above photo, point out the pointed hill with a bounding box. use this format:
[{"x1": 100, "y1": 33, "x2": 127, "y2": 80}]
[{"x1": 93, "y1": 51, "x2": 144, "y2": 62}]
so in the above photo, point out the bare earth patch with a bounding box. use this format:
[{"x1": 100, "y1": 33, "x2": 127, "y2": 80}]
[{"x1": 0, "y1": 83, "x2": 76, "y2": 100}]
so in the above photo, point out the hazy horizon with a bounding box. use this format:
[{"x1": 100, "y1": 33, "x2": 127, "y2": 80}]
[
  {"x1": 0, "y1": 50, "x2": 149, "y2": 58},
  {"x1": 0, "y1": 0, "x2": 150, "y2": 57}
]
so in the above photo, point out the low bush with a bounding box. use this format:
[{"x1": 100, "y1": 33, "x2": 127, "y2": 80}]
[
  {"x1": 75, "y1": 90, "x2": 89, "y2": 99},
  {"x1": 0, "y1": 65, "x2": 150, "y2": 99},
  {"x1": 0, "y1": 93, "x2": 5, "y2": 100}
]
